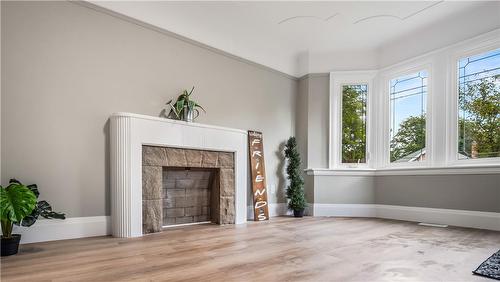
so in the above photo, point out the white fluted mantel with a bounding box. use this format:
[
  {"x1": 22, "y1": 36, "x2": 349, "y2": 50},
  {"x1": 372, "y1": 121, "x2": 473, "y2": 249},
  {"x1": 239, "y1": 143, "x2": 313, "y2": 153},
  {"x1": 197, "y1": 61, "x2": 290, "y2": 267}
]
[{"x1": 110, "y1": 112, "x2": 248, "y2": 238}]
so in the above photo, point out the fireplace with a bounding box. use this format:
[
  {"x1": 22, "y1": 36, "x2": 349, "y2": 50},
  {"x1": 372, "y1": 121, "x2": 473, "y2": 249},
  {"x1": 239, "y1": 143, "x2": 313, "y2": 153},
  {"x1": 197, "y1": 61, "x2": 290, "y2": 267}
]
[
  {"x1": 142, "y1": 146, "x2": 235, "y2": 234},
  {"x1": 110, "y1": 112, "x2": 247, "y2": 238}
]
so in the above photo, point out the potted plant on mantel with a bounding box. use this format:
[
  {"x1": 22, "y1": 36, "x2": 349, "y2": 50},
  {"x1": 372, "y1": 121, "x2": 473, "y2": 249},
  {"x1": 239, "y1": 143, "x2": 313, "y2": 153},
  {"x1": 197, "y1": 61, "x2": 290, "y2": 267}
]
[
  {"x1": 284, "y1": 137, "x2": 307, "y2": 217},
  {"x1": 0, "y1": 179, "x2": 65, "y2": 256},
  {"x1": 165, "y1": 86, "x2": 206, "y2": 122}
]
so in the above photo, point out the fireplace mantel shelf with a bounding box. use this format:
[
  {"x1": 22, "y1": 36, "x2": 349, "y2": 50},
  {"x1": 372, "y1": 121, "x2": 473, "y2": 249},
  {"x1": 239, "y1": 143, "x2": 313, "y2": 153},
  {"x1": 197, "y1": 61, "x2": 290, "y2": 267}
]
[
  {"x1": 110, "y1": 112, "x2": 248, "y2": 238},
  {"x1": 111, "y1": 112, "x2": 247, "y2": 135}
]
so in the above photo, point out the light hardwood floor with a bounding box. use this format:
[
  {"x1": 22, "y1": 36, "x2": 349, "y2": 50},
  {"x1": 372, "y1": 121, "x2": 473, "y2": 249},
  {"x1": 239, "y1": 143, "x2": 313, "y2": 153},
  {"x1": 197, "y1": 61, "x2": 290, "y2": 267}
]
[{"x1": 1, "y1": 217, "x2": 499, "y2": 281}]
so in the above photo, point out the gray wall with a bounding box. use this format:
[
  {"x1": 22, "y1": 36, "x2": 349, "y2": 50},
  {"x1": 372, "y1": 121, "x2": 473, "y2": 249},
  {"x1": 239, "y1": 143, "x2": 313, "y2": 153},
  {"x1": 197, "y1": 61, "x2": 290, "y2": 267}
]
[
  {"x1": 296, "y1": 77, "x2": 308, "y2": 169},
  {"x1": 1, "y1": 1, "x2": 297, "y2": 217},
  {"x1": 314, "y1": 176, "x2": 375, "y2": 205},
  {"x1": 306, "y1": 74, "x2": 329, "y2": 168},
  {"x1": 297, "y1": 77, "x2": 311, "y2": 202},
  {"x1": 311, "y1": 174, "x2": 499, "y2": 212},
  {"x1": 297, "y1": 74, "x2": 330, "y2": 203},
  {"x1": 375, "y1": 174, "x2": 500, "y2": 213}
]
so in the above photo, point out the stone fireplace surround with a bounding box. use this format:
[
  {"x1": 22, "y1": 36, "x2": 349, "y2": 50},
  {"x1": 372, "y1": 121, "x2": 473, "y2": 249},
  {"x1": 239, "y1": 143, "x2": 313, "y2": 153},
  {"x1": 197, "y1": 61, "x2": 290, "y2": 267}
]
[
  {"x1": 142, "y1": 146, "x2": 235, "y2": 233},
  {"x1": 110, "y1": 112, "x2": 247, "y2": 238}
]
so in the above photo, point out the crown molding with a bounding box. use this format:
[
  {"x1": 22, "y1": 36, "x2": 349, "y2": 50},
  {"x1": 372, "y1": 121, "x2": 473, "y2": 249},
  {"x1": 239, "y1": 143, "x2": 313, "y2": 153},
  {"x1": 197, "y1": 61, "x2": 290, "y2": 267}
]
[{"x1": 298, "y1": 73, "x2": 330, "y2": 81}]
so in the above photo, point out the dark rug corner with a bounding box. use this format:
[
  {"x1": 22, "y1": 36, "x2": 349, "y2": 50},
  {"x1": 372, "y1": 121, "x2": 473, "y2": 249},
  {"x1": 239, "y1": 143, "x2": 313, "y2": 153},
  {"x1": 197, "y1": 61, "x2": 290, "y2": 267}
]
[{"x1": 473, "y1": 250, "x2": 500, "y2": 280}]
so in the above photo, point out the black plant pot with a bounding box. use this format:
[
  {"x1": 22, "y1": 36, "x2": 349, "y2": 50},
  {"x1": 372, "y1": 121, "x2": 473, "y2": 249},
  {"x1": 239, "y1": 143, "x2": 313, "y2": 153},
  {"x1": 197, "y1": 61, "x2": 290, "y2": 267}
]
[
  {"x1": 1, "y1": 234, "x2": 21, "y2": 256},
  {"x1": 293, "y1": 209, "x2": 305, "y2": 218}
]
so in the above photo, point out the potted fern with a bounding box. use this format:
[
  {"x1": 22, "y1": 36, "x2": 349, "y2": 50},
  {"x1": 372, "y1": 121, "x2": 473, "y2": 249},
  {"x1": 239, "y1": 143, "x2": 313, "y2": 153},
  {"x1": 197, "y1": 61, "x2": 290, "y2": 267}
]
[
  {"x1": 284, "y1": 137, "x2": 307, "y2": 217},
  {"x1": 165, "y1": 87, "x2": 205, "y2": 122},
  {"x1": 0, "y1": 182, "x2": 37, "y2": 256}
]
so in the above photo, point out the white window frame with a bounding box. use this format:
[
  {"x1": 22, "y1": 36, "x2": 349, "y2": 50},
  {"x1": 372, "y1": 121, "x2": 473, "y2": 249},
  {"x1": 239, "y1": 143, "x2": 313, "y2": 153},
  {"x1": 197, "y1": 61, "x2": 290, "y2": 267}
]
[
  {"x1": 446, "y1": 40, "x2": 500, "y2": 166},
  {"x1": 379, "y1": 62, "x2": 433, "y2": 169},
  {"x1": 322, "y1": 30, "x2": 500, "y2": 175},
  {"x1": 329, "y1": 71, "x2": 376, "y2": 169}
]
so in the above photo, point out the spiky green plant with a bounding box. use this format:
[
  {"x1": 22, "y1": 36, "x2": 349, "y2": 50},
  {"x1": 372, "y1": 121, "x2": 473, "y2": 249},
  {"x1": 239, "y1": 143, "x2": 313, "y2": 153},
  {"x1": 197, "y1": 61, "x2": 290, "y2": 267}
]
[
  {"x1": 284, "y1": 137, "x2": 306, "y2": 211},
  {"x1": 166, "y1": 87, "x2": 205, "y2": 121}
]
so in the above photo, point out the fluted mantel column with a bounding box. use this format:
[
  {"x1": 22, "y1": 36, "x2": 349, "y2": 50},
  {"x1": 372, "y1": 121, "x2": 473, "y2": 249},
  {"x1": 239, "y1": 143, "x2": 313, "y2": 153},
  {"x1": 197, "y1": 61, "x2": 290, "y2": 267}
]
[{"x1": 110, "y1": 115, "x2": 132, "y2": 237}]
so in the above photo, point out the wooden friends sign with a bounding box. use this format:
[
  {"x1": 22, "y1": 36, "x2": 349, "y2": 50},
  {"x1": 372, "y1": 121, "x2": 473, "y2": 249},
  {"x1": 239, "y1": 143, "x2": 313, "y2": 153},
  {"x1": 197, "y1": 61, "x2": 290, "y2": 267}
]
[{"x1": 248, "y1": 131, "x2": 269, "y2": 221}]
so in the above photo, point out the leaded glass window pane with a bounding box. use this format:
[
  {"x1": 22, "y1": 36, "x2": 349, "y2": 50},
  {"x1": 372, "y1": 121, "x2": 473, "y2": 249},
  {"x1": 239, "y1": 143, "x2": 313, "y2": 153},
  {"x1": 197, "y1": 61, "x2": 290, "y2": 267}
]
[
  {"x1": 390, "y1": 71, "x2": 428, "y2": 163},
  {"x1": 458, "y1": 48, "x2": 500, "y2": 159}
]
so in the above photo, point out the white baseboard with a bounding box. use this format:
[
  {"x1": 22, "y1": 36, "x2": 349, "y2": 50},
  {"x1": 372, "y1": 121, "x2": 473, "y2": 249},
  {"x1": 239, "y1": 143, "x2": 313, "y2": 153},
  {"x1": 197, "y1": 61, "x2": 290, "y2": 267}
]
[
  {"x1": 19, "y1": 204, "x2": 300, "y2": 244},
  {"x1": 13, "y1": 216, "x2": 111, "y2": 244},
  {"x1": 314, "y1": 204, "x2": 377, "y2": 217},
  {"x1": 375, "y1": 205, "x2": 500, "y2": 231},
  {"x1": 247, "y1": 203, "x2": 314, "y2": 220},
  {"x1": 309, "y1": 204, "x2": 500, "y2": 231},
  {"x1": 13, "y1": 205, "x2": 499, "y2": 244}
]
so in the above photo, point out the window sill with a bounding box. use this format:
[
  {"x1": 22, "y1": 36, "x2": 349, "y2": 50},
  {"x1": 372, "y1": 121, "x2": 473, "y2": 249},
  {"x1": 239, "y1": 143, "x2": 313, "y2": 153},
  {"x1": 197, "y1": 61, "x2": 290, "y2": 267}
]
[
  {"x1": 305, "y1": 168, "x2": 376, "y2": 176},
  {"x1": 305, "y1": 164, "x2": 500, "y2": 176}
]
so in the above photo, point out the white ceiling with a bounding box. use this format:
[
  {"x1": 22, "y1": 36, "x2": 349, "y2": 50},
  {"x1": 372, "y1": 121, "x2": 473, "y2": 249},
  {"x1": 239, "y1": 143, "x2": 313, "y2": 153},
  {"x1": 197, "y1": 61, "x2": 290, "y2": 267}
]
[{"x1": 90, "y1": 1, "x2": 498, "y2": 77}]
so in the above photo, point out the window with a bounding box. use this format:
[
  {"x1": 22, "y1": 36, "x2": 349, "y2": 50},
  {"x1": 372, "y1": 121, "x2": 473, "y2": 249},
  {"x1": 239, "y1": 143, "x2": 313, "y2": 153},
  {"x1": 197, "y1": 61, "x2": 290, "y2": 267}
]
[
  {"x1": 389, "y1": 71, "x2": 428, "y2": 163},
  {"x1": 329, "y1": 71, "x2": 374, "y2": 168},
  {"x1": 341, "y1": 85, "x2": 367, "y2": 164},
  {"x1": 457, "y1": 48, "x2": 500, "y2": 160},
  {"x1": 326, "y1": 34, "x2": 499, "y2": 174}
]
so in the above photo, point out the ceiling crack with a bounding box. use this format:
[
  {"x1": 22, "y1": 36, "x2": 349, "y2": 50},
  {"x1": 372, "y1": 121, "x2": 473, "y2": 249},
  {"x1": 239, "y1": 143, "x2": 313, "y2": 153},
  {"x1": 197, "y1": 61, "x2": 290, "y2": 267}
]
[
  {"x1": 353, "y1": 1, "x2": 444, "y2": 24},
  {"x1": 278, "y1": 13, "x2": 339, "y2": 25}
]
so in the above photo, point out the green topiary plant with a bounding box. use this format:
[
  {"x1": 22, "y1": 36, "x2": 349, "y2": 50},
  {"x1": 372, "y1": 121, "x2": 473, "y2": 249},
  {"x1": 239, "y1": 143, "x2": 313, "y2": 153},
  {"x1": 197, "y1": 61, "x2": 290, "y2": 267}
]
[{"x1": 284, "y1": 137, "x2": 306, "y2": 217}]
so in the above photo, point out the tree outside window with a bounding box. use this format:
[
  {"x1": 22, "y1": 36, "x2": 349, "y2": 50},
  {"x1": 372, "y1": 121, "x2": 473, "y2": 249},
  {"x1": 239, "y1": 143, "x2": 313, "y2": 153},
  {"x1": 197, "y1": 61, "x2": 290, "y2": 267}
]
[
  {"x1": 341, "y1": 85, "x2": 367, "y2": 164},
  {"x1": 458, "y1": 48, "x2": 500, "y2": 159}
]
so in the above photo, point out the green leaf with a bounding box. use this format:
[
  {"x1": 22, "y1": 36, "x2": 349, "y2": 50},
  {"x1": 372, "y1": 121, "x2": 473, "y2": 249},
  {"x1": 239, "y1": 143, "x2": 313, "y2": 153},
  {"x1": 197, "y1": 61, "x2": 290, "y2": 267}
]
[
  {"x1": 4, "y1": 180, "x2": 66, "y2": 229},
  {"x1": 27, "y1": 184, "x2": 40, "y2": 198},
  {"x1": 19, "y1": 192, "x2": 66, "y2": 227},
  {"x1": 0, "y1": 183, "x2": 37, "y2": 224},
  {"x1": 195, "y1": 102, "x2": 206, "y2": 113},
  {"x1": 9, "y1": 179, "x2": 20, "y2": 184},
  {"x1": 20, "y1": 207, "x2": 39, "y2": 227},
  {"x1": 37, "y1": 200, "x2": 65, "y2": 220},
  {"x1": 176, "y1": 100, "x2": 185, "y2": 113},
  {"x1": 9, "y1": 178, "x2": 40, "y2": 198}
]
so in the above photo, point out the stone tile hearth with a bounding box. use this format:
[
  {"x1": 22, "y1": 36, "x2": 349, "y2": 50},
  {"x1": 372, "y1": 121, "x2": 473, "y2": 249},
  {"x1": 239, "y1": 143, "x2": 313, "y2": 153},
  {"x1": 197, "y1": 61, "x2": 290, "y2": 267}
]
[{"x1": 142, "y1": 146, "x2": 235, "y2": 234}]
